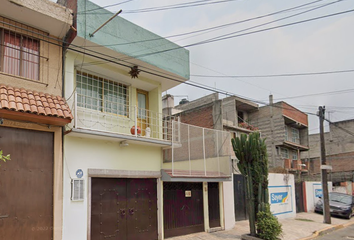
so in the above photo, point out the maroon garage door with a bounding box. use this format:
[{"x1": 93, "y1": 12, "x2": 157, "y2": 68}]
[
  {"x1": 163, "y1": 182, "x2": 204, "y2": 238},
  {"x1": 0, "y1": 127, "x2": 54, "y2": 240},
  {"x1": 91, "y1": 178, "x2": 158, "y2": 240}
]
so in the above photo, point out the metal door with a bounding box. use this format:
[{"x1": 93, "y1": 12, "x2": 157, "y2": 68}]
[
  {"x1": 0, "y1": 127, "x2": 54, "y2": 240},
  {"x1": 234, "y1": 174, "x2": 248, "y2": 221},
  {"x1": 208, "y1": 182, "x2": 220, "y2": 228},
  {"x1": 91, "y1": 178, "x2": 157, "y2": 240},
  {"x1": 295, "y1": 181, "x2": 305, "y2": 213},
  {"x1": 126, "y1": 178, "x2": 157, "y2": 240},
  {"x1": 163, "y1": 182, "x2": 204, "y2": 238},
  {"x1": 91, "y1": 178, "x2": 127, "y2": 240}
]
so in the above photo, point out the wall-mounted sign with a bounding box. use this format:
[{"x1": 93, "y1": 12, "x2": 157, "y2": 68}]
[
  {"x1": 315, "y1": 189, "x2": 323, "y2": 198},
  {"x1": 268, "y1": 185, "x2": 293, "y2": 216},
  {"x1": 76, "y1": 169, "x2": 83, "y2": 179},
  {"x1": 185, "y1": 190, "x2": 192, "y2": 197},
  {"x1": 270, "y1": 192, "x2": 289, "y2": 204}
]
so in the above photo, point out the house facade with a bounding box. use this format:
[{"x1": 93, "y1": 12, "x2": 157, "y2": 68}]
[
  {"x1": 162, "y1": 93, "x2": 258, "y2": 225},
  {"x1": 0, "y1": 1, "x2": 73, "y2": 240},
  {"x1": 302, "y1": 119, "x2": 354, "y2": 194},
  {"x1": 60, "y1": 0, "x2": 231, "y2": 239},
  {"x1": 248, "y1": 96, "x2": 310, "y2": 173}
]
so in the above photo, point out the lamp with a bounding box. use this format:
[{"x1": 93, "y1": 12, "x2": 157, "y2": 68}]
[{"x1": 120, "y1": 141, "x2": 129, "y2": 147}]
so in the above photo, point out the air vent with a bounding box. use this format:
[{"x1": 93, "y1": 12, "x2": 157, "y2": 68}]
[{"x1": 71, "y1": 179, "x2": 84, "y2": 201}]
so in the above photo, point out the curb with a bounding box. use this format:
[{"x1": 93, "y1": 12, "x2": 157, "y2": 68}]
[{"x1": 300, "y1": 220, "x2": 354, "y2": 240}]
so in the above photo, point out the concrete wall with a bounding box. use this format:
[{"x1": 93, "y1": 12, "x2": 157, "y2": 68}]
[
  {"x1": 249, "y1": 105, "x2": 285, "y2": 168},
  {"x1": 223, "y1": 178, "x2": 236, "y2": 230},
  {"x1": 268, "y1": 173, "x2": 296, "y2": 219},
  {"x1": 62, "y1": 135, "x2": 162, "y2": 240},
  {"x1": 304, "y1": 181, "x2": 332, "y2": 212}
]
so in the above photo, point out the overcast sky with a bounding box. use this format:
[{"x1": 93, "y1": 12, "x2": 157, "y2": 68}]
[{"x1": 60, "y1": 0, "x2": 354, "y2": 133}]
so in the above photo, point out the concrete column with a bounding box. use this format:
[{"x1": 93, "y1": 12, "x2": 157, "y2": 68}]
[{"x1": 203, "y1": 182, "x2": 210, "y2": 232}]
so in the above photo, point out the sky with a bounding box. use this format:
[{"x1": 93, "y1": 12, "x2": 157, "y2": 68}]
[{"x1": 57, "y1": 0, "x2": 354, "y2": 133}]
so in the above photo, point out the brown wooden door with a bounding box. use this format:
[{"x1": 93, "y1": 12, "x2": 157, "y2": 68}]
[
  {"x1": 163, "y1": 182, "x2": 204, "y2": 238},
  {"x1": 208, "y1": 182, "x2": 221, "y2": 228},
  {"x1": 91, "y1": 178, "x2": 157, "y2": 240},
  {"x1": 0, "y1": 127, "x2": 54, "y2": 240}
]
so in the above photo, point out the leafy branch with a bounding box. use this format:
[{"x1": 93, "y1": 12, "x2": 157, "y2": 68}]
[{"x1": 0, "y1": 150, "x2": 11, "y2": 165}]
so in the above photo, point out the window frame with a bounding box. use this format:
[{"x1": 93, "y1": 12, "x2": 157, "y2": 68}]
[
  {"x1": 291, "y1": 127, "x2": 300, "y2": 144},
  {"x1": 76, "y1": 70, "x2": 130, "y2": 117},
  {"x1": 280, "y1": 148, "x2": 289, "y2": 159},
  {"x1": 0, "y1": 28, "x2": 40, "y2": 80}
]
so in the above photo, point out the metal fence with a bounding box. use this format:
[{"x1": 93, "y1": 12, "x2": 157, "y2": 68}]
[{"x1": 163, "y1": 121, "x2": 232, "y2": 177}]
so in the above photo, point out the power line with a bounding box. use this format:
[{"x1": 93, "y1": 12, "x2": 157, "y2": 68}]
[
  {"x1": 191, "y1": 69, "x2": 354, "y2": 79},
  {"x1": 118, "y1": 7, "x2": 354, "y2": 61},
  {"x1": 80, "y1": 0, "x2": 327, "y2": 48},
  {"x1": 76, "y1": 0, "x2": 133, "y2": 14},
  {"x1": 77, "y1": 0, "x2": 239, "y2": 15},
  {"x1": 78, "y1": 0, "x2": 340, "y2": 67}
]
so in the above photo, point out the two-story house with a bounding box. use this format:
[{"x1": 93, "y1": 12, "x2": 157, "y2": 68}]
[
  {"x1": 0, "y1": 1, "x2": 73, "y2": 240},
  {"x1": 59, "y1": 0, "x2": 232, "y2": 239},
  {"x1": 248, "y1": 96, "x2": 309, "y2": 173}
]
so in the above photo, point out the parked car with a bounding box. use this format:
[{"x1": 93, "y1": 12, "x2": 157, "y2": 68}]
[{"x1": 315, "y1": 192, "x2": 354, "y2": 219}]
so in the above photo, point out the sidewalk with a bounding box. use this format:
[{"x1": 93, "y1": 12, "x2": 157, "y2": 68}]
[{"x1": 168, "y1": 212, "x2": 354, "y2": 240}]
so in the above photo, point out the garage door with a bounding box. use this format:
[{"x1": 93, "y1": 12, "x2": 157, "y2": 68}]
[
  {"x1": 91, "y1": 178, "x2": 157, "y2": 240},
  {"x1": 163, "y1": 182, "x2": 204, "y2": 238},
  {"x1": 0, "y1": 127, "x2": 54, "y2": 240}
]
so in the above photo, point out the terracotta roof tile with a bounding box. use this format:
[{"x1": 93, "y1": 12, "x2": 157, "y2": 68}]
[{"x1": 0, "y1": 85, "x2": 73, "y2": 120}]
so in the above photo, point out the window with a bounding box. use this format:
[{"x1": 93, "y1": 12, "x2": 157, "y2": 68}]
[
  {"x1": 76, "y1": 71, "x2": 129, "y2": 116},
  {"x1": 280, "y1": 148, "x2": 289, "y2": 159},
  {"x1": 292, "y1": 128, "x2": 300, "y2": 144},
  {"x1": 284, "y1": 126, "x2": 288, "y2": 141},
  {"x1": 292, "y1": 150, "x2": 298, "y2": 160},
  {"x1": 1, "y1": 29, "x2": 39, "y2": 80}
]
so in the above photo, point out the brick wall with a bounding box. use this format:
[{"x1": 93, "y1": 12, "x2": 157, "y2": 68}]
[
  {"x1": 178, "y1": 105, "x2": 214, "y2": 129},
  {"x1": 282, "y1": 102, "x2": 308, "y2": 126},
  {"x1": 310, "y1": 151, "x2": 354, "y2": 174}
]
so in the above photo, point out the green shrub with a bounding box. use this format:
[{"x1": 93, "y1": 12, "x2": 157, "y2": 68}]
[{"x1": 256, "y1": 206, "x2": 282, "y2": 240}]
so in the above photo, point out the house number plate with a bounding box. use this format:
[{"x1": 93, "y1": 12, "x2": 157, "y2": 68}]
[{"x1": 185, "y1": 190, "x2": 192, "y2": 197}]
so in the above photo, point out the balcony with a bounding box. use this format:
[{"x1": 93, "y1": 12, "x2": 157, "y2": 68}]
[
  {"x1": 66, "y1": 92, "x2": 178, "y2": 146},
  {"x1": 284, "y1": 159, "x2": 309, "y2": 172},
  {"x1": 66, "y1": 92, "x2": 232, "y2": 179}
]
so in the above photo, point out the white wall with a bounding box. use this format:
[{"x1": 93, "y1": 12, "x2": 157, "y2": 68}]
[
  {"x1": 223, "y1": 176, "x2": 235, "y2": 230},
  {"x1": 268, "y1": 173, "x2": 296, "y2": 219},
  {"x1": 62, "y1": 135, "x2": 162, "y2": 240},
  {"x1": 304, "y1": 181, "x2": 333, "y2": 212}
]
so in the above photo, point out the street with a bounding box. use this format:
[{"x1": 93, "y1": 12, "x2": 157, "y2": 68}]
[{"x1": 316, "y1": 224, "x2": 354, "y2": 240}]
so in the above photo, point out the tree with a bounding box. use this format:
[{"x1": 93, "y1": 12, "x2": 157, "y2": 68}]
[{"x1": 232, "y1": 132, "x2": 282, "y2": 239}]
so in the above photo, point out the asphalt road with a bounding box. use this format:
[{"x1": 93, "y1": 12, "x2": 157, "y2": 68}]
[{"x1": 316, "y1": 224, "x2": 354, "y2": 240}]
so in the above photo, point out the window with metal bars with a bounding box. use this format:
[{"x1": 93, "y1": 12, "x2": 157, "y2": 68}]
[
  {"x1": 76, "y1": 71, "x2": 129, "y2": 116},
  {"x1": 0, "y1": 28, "x2": 39, "y2": 80}
]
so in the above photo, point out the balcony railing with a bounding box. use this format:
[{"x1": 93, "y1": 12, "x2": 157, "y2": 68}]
[
  {"x1": 67, "y1": 92, "x2": 232, "y2": 178},
  {"x1": 68, "y1": 92, "x2": 178, "y2": 142},
  {"x1": 284, "y1": 159, "x2": 308, "y2": 171}
]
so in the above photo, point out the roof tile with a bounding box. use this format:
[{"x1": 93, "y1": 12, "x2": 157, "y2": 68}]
[{"x1": 0, "y1": 85, "x2": 73, "y2": 120}]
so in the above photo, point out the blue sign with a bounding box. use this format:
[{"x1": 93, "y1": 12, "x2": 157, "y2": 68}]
[
  {"x1": 315, "y1": 189, "x2": 323, "y2": 198},
  {"x1": 76, "y1": 169, "x2": 83, "y2": 178},
  {"x1": 270, "y1": 192, "x2": 289, "y2": 204}
]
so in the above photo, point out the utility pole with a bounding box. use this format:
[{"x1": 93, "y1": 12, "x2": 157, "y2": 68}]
[{"x1": 319, "y1": 106, "x2": 331, "y2": 224}]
